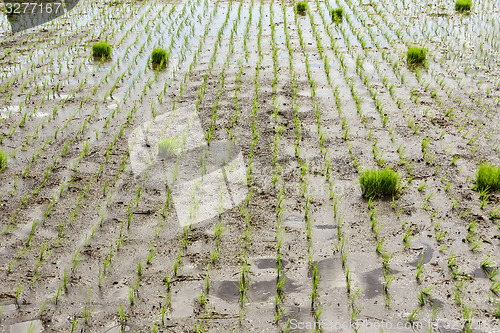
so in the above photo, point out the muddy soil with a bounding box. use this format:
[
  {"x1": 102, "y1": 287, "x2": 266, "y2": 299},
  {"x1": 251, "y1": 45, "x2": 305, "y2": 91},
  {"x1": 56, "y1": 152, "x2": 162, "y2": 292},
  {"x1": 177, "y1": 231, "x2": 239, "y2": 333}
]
[{"x1": 0, "y1": 0, "x2": 500, "y2": 332}]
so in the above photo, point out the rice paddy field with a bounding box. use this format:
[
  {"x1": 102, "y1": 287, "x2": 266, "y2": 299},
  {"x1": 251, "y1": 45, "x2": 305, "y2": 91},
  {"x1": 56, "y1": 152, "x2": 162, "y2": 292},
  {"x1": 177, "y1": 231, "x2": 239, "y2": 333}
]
[{"x1": 0, "y1": 0, "x2": 500, "y2": 331}]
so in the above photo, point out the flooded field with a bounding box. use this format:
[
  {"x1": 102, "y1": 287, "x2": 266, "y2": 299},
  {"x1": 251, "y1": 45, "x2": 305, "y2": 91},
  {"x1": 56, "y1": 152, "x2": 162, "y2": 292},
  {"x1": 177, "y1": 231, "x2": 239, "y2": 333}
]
[{"x1": 1, "y1": 0, "x2": 500, "y2": 331}]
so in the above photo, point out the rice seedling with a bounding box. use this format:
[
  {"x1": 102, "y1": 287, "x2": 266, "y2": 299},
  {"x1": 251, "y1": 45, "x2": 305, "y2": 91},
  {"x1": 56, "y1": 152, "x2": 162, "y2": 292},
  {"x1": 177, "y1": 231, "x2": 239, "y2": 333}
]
[
  {"x1": 455, "y1": 0, "x2": 472, "y2": 11},
  {"x1": 157, "y1": 137, "x2": 177, "y2": 159},
  {"x1": 146, "y1": 241, "x2": 156, "y2": 264},
  {"x1": 407, "y1": 307, "x2": 419, "y2": 322},
  {"x1": 151, "y1": 48, "x2": 169, "y2": 67},
  {"x1": 417, "y1": 290, "x2": 425, "y2": 306},
  {"x1": 475, "y1": 162, "x2": 500, "y2": 192},
  {"x1": 70, "y1": 317, "x2": 79, "y2": 333},
  {"x1": 359, "y1": 167, "x2": 399, "y2": 198},
  {"x1": 0, "y1": 149, "x2": 7, "y2": 171},
  {"x1": 92, "y1": 42, "x2": 112, "y2": 59},
  {"x1": 118, "y1": 303, "x2": 127, "y2": 327},
  {"x1": 403, "y1": 225, "x2": 413, "y2": 249},
  {"x1": 137, "y1": 260, "x2": 143, "y2": 278},
  {"x1": 383, "y1": 274, "x2": 395, "y2": 293},
  {"x1": 407, "y1": 47, "x2": 426, "y2": 66},
  {"x1": 491, "y1": 278, "x2": 500, "y2": 296},
  {"x1": 295, "y1": 1, "x2": 307, "y2": 13},
  {"x1": 416, "y1": 256, "x2": 424, "y2": 281},
  {"x1": 330, "y1": 8, "x2": 343, "y2": 22}
]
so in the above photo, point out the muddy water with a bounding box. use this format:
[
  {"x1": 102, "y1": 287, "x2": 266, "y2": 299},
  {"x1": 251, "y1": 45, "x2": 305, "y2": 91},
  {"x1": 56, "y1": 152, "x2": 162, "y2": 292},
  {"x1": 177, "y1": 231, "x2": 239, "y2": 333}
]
[{"x1": 0, "y1": 319, "x2": 44, "y2": 333}]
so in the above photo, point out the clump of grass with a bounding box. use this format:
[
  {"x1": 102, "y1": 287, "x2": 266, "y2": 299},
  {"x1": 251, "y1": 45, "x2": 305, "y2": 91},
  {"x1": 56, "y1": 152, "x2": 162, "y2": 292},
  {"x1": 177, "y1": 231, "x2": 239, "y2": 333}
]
[
  {"x1": 92, "y1": 42, "x2": 112, "y2": 59},
  {"x1": 296, "y1": 1, "x2": 307, "y2": 13},
  {"x1": 158, "y1": 138, "x2": 177, "y2": 159},
  {"x1": 359, "y1": 167, "x2": 399, "y2": 198},
  {"x1": 475, "y1": 162, "x2": 500, "y2": 192},
  {"x1": 407, "y1": 47, "x2": 426, "y2": 66},
  {"x1": 0, "y1": 149, "x2": 7, "y2": 171},
  {"x1": 151, "y1": 48, "x2": 169, "y2": 67},
  {"x1": 330, "y1": 8, "x2": 343, "y2": 22},
  {"x1": 455, "y1": 0, "x2": 472, "y2": 11}
]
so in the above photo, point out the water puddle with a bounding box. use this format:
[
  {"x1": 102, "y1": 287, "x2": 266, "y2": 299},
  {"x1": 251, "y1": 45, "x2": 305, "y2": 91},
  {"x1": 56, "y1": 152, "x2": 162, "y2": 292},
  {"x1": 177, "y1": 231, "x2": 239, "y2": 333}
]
[
  {"x1": 283, "y1": 215, "x2": 304, "y2": 229},
  {"x1": 0, "y1": 303, "x2": 17, "y2": 316},
  {"x1": 32, "y1": 112, "x2": 49, "y2": 118},
  {"x1": 409, "y1": 244, "x2": 434, "y2": 267},
  {"x1": 254, "y1": 258, "x2": 289, "y2": 270},
  {"x1": 361, "y1": 266, "x2": 399, "y2": 299},
  {"x1": 211, "y1": 275, "x2": 301, "y2": 303},
  {"x1": 363, "y1": 267, "x2": 383, "y2": 299},
  {"x1": 314, "y1": 224, "x2": 335, "y2": 230},
  {"x1": 282, "y1": 306, "x2": 312, "y2": 327},
  {"x1": 0, "y1": 105, "x2": 20, "y2": 119},
  {"x1": 429, "y1": 297, "x2": 445, "y2": 310},
  {"x1": 110, "y1": 285, "x2": 129, "y2": 302},
  {"x1": 7, "y1": 319, "x2": 44, "y2": 333},
  {"x1": 103, "y1": 324, "x2": 131, "y2": 333},
  {"x1": 472, "y1": 267, "x2": 487, "y2": 279}
]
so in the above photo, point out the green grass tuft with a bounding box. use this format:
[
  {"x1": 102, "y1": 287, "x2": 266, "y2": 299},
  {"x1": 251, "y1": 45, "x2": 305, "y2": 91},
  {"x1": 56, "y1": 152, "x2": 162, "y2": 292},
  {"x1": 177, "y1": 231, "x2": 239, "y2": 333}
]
[
  {"x1": 0, "y1": 149, "x2": 7, "y2": 171},
  {"x1": 360, "y1": 167, "x2": 399, "y2": 198},
  {"x1": 151, "y1": 48, "x2": 169, "y2": 66},
  {"x1": 475, "y1": 162, "x2": 500, "y2": 192},
  {"x1": 92, "y1": 42, "x2": 112, "y2": 59},
  {"x1": 407, "y1": 47, "x2": 426, "y2": 65},
  {"x1": 330, "y1": 8, "x2": 343, "y2": 22},
  {"x1": 158, "y1": 138, "x2": 177, "y2": 159},
  {"x1": 455, "y1": 0, "x2": 472, "y2": 11},
  {"x1": 406, "y1": 46, "x2": 427, "y2": 65},
  {"x1": 296, "y1": 1, "x2": 307, "y2": 12}
]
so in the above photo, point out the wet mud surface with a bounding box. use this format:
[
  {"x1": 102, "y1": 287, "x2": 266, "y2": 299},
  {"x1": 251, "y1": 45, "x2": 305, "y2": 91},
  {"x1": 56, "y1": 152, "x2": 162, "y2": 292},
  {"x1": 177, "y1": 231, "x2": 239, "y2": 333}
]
[{"x1": 0, "y1": 0, "x2": 500, "y2": 331}]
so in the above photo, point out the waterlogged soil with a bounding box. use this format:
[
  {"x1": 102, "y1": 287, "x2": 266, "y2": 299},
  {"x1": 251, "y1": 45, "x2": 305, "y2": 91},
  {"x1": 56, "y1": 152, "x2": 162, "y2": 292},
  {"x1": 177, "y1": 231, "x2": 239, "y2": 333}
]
[{"x1": 0, "y1": 0, "x2": 500, "y2": 332}]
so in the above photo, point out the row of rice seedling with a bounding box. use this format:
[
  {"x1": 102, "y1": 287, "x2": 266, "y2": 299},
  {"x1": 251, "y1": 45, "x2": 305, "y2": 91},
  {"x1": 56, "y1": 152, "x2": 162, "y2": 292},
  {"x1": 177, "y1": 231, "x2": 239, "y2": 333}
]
[
  {"x1": 113, "y1": 1, "x2": 227, "y2": 329},
  {"x1": 302, "y1": 0, "x2": 482, "y2": 326},
  {"x1": 0, "y1": 0, "x2": 160, "y2": 202},
  {"x1": 370, "y1": 4, "x2": 498, "y2": 327},
  {"x1": 372, "y1": 0, "x2": 498, "y2": 136},
  {"x1": 290, "y1": 0, "x2": 326, "y2": 319},
  {"x1": 235, "y1": 0, "x2": 270, "y2": 326},
  {"x1": 269, "y1": 4, "x2": 307, "y2": 329},
  {"x1": 0, "y1": 1, "x2": 171, "y2": 238},
  {"x1": 113, "y1": 2, "x2": 230, "y2": 329},
  {"x1": 268, "y1": 7, "x2": 290, "y2": 326},
  {"x1": 341, "y1": 0, "x2": 498, "y2": 323},
  {"x1": 191, "y1": 3, "x2": 246, "y2": 331},
  {"x1": 304, "y1": 0, "x2": 403, "y2": 316},
  {"x1": 295, "y1": 4, "x2": 368, "y2": 325},
  {"x1": 282, "y1": 1, "x2": 350, "y2": 327},
  {"x1": 0, "y1": 0, "x2": 212, "y2": 328},
  {"x1": 0, "y1": 0, "x2": 103, "y2": 82},
  {"x1": 306, "y1": 4, "x2": 406, "y2": 326}
]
